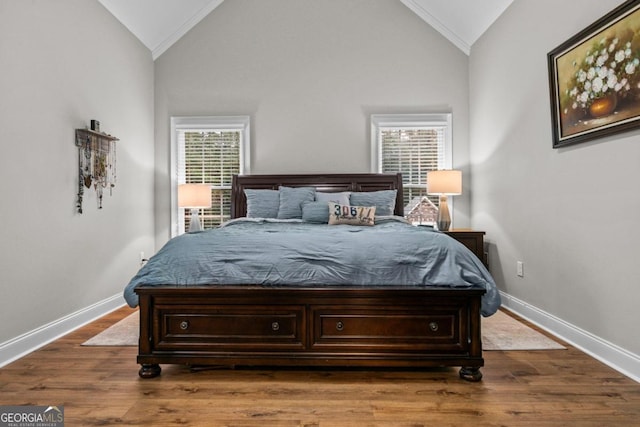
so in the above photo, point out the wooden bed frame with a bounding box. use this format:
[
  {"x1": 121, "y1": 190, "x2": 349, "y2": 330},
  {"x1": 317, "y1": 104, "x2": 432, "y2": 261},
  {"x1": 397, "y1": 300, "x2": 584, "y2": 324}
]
[{"x1": 136, "y1": 173, "x2": 485, "y2": 381}]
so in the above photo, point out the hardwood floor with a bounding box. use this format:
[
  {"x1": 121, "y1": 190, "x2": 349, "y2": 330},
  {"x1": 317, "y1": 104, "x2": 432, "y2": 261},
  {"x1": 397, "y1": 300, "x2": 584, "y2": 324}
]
[{"x1": 1, "y1": 306, "x2": 639, "y2": 426}]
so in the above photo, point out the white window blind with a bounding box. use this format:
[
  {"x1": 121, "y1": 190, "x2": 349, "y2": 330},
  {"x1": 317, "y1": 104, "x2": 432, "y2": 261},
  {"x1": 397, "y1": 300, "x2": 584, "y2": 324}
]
[
  {"x1": 171, "y1": 116, "x2": 250, "y2": 236},
  {"x1": 371, "y1": 114, "x2": 452, "y2": 218}
]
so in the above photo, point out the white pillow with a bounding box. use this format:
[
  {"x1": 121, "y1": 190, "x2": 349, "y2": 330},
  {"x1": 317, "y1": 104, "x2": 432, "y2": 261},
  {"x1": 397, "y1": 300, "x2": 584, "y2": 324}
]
[{"x1": 328, "y1": 202, "x2": 376, "y2": 226}]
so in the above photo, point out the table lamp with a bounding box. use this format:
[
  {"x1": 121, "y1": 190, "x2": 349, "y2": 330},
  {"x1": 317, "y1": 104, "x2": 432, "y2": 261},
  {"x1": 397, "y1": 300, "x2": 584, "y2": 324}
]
[
  {"x1": 178, "y1": 184, "x2": 212, "y2": 232},
  {"x1": 427, "y1": 170, "x2": 462, "y2": 231}
]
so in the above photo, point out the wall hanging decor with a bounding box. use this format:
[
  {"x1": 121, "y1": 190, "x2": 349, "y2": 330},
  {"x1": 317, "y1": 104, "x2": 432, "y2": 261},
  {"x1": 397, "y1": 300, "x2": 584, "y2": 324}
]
[
  {"x1": 75, "y1": 122, "x2": 118, "y2": 213},
  {"x1": 548, "y1": 0, "x2": 640, "y2": 148}
]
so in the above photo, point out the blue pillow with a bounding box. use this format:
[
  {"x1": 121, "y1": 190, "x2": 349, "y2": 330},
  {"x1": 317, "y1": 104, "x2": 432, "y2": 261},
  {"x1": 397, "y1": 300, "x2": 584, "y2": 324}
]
[
  {"x1": 350, "y1": 190, "x2": 397, "y2": 216},
  {"x1": 277, "y1": 186, "x2": 316, "y2": 219},
  {"x1": 315, "y1": 191, "x2": 351, "y2": 205},
  {"x1": 244, "y1": 189, "x2": 280, "y2": 218},
  {"x1": 301, "y1": 201, "x2": 330, "y2": 223}
]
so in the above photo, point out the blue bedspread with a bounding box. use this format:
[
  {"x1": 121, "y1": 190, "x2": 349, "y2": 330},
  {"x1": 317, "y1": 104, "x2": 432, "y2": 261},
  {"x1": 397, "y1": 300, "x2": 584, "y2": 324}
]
[{"x1": 123, "y1": 217, "x2": 501, "y2": 316}]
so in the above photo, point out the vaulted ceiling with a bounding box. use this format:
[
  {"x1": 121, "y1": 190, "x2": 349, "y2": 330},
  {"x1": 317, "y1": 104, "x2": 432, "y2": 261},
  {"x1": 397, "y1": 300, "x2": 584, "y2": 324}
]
[{"x1": 98, "y1": 0, "x2": 513, "y2": 60}]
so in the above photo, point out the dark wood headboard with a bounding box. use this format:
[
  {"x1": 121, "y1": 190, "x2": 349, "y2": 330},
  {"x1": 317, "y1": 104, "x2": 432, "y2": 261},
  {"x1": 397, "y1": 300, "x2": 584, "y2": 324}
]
[{"x1": 231, "y1": 173, "x2": 404, "y2": 219}]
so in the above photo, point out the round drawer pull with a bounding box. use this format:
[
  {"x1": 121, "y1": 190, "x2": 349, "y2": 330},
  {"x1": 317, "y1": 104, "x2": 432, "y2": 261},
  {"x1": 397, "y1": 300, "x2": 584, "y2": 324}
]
[
  {"x1": 179, "y1": 321, "x2": 189, "y2": 330},
  {"x1": 429, "y1": 321, "x2": 439, "y2": 332},
  {"x1": 336, "y1": 321, "x2": 344, "y2": 331},
  {"x1": 271, "y1": 321, "x2": 280, "y2": 331}
]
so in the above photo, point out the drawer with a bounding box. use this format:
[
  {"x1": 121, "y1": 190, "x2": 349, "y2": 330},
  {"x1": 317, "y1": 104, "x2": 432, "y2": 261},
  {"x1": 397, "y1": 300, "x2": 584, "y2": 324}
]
[
  {"x1": 153, "y1": 305, "x2": 306, "y2": 351},
  {"x1": 310, "y1": 306, "x2": 466, "y2": 353},
  {"x1": 452, "y1": 236, "x2": 482, "y2": 255}
]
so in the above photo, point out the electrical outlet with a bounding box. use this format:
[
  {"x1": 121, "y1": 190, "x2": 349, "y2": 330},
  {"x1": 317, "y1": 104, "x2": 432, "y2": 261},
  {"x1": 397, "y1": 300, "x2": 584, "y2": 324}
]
[
  {"x1": 140, "y1": 251, "x2": 147, "y2": 267},
  {"x1": 517, "y1": 261, "x2": 524, "y2": 277}
]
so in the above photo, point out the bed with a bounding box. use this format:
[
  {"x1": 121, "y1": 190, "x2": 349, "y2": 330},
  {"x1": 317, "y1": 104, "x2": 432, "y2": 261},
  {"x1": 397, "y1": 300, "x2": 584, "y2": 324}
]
[{"x1": 126, "y1": 173, "x2": 500, "y2": 381}]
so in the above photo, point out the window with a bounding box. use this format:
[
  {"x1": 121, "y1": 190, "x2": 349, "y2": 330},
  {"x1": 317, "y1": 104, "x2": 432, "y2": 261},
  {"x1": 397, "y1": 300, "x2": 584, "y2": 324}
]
[
  {"x1": 371, "y1": 114, "x2": 452, "y2": 223},
  {"x1": 171, "y1": 116, "x2": 250, "y2": 236}
]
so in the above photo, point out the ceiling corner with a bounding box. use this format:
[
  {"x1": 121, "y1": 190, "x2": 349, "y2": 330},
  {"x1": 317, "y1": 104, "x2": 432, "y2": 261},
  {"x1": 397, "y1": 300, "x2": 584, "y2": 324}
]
[
  {"x1": 152, "y1": 0, "x2": 224, "y2": 60},
  {"x1": 400, "y1": 0, "x2": 471, "y2": 55}
]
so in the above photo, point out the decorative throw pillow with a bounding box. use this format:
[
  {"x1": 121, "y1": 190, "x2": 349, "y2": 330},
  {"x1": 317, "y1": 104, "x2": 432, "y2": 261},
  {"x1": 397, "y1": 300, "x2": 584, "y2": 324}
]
[
  {"x1": 277, "y1": 186, "x2": 316, "y2": 219},
  {"x1": 350, "y1": 190, "x2": 397, "y2": 216},
  {"x1": 301, "y1": 201, "x2": 330, "y2": 223},
  {"x1": 315, "y1": 191, "x2": 351, "y2": 206},
  {"x1": 244, "y1": 189, "x2": 280, "y2": 218},
  {"x1": 328, "y1": 202, "x2": 376, "y2": 226}
]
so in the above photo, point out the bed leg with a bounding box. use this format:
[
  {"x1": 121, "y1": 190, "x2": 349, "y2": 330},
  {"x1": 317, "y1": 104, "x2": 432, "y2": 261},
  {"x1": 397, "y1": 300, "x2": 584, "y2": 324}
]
[
  {"x1": 139, "y1": 364, "x2": 161, "y2": 379},
  {"x1": 459, "y1": 366, "x2": 482, "y2": 382}
]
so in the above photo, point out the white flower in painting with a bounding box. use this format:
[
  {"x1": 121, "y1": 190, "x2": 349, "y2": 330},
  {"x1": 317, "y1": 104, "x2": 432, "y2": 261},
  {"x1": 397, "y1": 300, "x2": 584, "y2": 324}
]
[
  {"x1": 625, "y1": 62, "x2": 636, "y2": 74},
  {"x1": 596, "y1": 54, "x2": 608, "y2": 67},
  {"x1": 608, "y1": 38, "x2": 619, "y2": 52},
  {"x1": 597, "y1": 67, "x2": 608, "y2": 79},
  {"x1": 578, "y1": 69, "x2": 588, "y2": 82},
  {"x1": 592, "y1": 77, "x2": 604, "y2": 92},
  {"x1": 565, "y1": 34, "x2": 640, "y2": 111},
  {"x1": 586, "y1": 68, "x2": 596, "y2": 80},
  {"x1": 579, "y1": 91, "x2": 589, "y2": 104}
]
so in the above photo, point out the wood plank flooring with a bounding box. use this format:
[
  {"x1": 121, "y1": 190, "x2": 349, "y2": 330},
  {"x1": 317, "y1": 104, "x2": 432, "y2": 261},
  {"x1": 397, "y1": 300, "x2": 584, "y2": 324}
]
[{"x1": 1, "y1": 306, "x2": 639, "y2": 426}]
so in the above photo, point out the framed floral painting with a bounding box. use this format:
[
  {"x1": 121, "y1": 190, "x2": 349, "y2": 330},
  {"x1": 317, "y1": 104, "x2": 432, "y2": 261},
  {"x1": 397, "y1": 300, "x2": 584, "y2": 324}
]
[{"x1": 548, "y1": 0, "x2": 640, "y2": 148}]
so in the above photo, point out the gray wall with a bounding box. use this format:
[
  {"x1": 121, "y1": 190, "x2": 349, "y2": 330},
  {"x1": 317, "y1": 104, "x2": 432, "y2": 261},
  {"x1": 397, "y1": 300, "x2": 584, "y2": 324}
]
[
  {"x1": 8, "y1": 0, "x2": 636, "y2": 376},
  {"x1": 470, "y1": 0, "x2": 640, "y2": 355},
  {"x1": 0, "y1": 0, "x2": 155, "y2": 343},
  {"x1": 154, "y1": 0, "x2": 472, "y2": 245}
]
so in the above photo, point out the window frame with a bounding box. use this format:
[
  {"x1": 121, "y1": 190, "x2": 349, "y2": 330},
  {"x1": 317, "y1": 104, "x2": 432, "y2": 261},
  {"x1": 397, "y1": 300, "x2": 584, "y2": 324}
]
[
  {"x1": 170, "y1": 116, "x2": 251, "y2": 237},
  {"x1": 370, "y1": 113, "x2": 453, "y2": 219}
]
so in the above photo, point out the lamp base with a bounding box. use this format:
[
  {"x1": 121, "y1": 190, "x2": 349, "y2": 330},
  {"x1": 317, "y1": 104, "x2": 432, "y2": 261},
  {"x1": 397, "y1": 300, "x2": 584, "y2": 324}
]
[
  {"x1": 188, "y1": 208, "x2": 202, "y2": 232},
  {"x1": 436, "y1": 195, "x2": 451, "y2": 231}
]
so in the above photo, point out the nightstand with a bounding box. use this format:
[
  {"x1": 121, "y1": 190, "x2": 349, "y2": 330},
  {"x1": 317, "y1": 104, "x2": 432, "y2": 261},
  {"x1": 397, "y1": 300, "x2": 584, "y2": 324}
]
[{"x1": 443, "y1": 229, "x2": 488, "y2": 268}]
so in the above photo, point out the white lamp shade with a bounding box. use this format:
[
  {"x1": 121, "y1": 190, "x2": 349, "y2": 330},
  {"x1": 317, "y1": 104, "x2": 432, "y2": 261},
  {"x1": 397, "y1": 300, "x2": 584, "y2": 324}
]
[
  {"x1": 427, "y1": 170, "x2": 462, "y2": 195},
  {"x1": 178, "y1": 184, "x2": 212, "y2": 208}
]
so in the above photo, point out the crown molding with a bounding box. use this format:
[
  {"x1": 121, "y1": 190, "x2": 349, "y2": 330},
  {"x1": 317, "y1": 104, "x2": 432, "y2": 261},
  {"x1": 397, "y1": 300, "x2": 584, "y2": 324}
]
[
  {"x1": 400, "y1": 0, "x2": 470, "y2": 55},
  {"x1": 152, "y1": 0, "x2": 225, "y2": 60}
]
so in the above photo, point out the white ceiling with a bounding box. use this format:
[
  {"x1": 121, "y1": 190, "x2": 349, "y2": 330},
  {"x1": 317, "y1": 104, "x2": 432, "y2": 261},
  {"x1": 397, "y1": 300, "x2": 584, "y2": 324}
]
[{"x1": 98, "y1": 0, "x2": 513, "y2": 60}]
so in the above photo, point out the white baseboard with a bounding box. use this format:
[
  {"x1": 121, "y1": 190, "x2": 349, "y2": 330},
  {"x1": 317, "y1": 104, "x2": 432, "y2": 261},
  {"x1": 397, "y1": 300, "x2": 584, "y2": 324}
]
[
  {"x1": 499, "y1": 291, "x2": 640, "y2": 383},
  {"x1": 0, "y1": 294, "x2": 125, "y2": 369}
]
